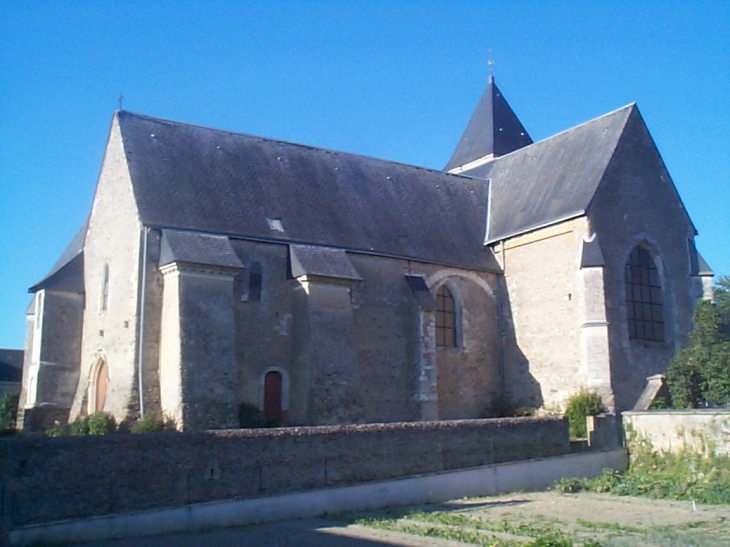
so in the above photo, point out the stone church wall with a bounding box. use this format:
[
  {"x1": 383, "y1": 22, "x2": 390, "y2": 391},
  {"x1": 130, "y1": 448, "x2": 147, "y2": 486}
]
[
  {"x1": 496, "y1": 218, "x2": 588, "y2": 412},
  {"x1": 228, "y1": 240, "x2": 500, "y2": 427},
  {"x1": 0, "y1": 417, "x2": 569, "y2": 532},
  {"x1": 70, "y1": 115, "x2": 143, "y2": 422},
  {"x1": 590, "y1": 109, "x2": 699, "y2": 412}
]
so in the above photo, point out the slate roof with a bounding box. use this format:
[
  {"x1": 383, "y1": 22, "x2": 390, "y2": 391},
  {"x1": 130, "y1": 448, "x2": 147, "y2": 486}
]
[
  {"x1": 444, "y1": 76, "x2": 533, "y2": 171},
  {"x1": 29, "y1": 221, "x2": 87, "y2": 293},
  {"x1": 159, "y1": 229, "x2": 244, "y2": 270},
  {"x1": 0, "y1": 349, "x2": 23, "y2": 383},
  {"x1": 118, "y1": 111, "x2": 498, "y2": 272},
  {"x1": 688, "y1": 240, "x2": 714, "y2": 276},
  {"x1": 289, "y1": 245, "x2": 362, "y2": 281},
  {"x1": 477, "y1": 104, "x2": 635, "y2": 244}
]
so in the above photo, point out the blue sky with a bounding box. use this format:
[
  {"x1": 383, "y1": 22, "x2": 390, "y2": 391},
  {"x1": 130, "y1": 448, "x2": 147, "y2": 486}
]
[{"x1": 1, "y1": 1, "x2": 728, "y2": 349}]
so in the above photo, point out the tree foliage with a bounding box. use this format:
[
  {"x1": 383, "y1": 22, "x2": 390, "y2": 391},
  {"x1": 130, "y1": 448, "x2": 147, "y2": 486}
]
[{"x1": 666, "y1": 276, "x2": 730, "y2": 408}]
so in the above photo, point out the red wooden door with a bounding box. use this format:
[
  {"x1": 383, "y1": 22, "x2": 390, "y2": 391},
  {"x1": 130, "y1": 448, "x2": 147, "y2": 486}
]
[{"x1": 263, "y1": 371, "x2": 283, "y2": 424}]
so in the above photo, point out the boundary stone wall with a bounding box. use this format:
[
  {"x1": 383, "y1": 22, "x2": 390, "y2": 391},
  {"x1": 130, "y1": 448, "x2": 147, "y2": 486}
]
[
  {"x1": 623, "y1": 410, "x2": 730, "y2": 456},
  {"x1": 0, "y1": 417, "x2": 568, "y2": 534}
]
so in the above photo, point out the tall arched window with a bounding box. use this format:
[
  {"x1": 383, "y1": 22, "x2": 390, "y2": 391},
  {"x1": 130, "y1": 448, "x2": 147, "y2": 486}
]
[
  {"x1": 435, "y1": 285, "x2": 457, "y2": 347},
  {"x1": 249, "y1": 262, "x2": 262, "y2": 301},
  {"x1": 625, "y1": 246, "x2": 664, "y2": 341}
]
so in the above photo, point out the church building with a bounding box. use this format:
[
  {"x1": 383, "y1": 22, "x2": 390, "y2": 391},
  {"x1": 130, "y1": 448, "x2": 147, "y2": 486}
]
[{"x1": 18, "y1": 77, "x2": 713, "y2": 431}]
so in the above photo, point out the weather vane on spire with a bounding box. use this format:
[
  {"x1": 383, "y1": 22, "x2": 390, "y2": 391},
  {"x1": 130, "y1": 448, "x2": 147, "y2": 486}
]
[
  {"x1": 118, "y1": 93, "x2": 124, "y2": 111},
  {"x1": 488, "y1": 49, "x2": 494, "y2": 77}
]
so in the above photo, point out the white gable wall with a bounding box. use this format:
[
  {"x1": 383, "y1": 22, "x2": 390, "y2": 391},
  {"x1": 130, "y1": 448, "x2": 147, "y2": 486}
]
[{"x1": 70, "y1": 114, "x2": 143, "y2": 422}]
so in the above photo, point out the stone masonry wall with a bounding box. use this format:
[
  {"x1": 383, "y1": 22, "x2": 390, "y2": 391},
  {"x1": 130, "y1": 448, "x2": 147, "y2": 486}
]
[
  {"x1": 0, "y1": 417, "x2": 569, "y2": 534},
  {"x1": 590, "y1": 108, "x2": 699, "y2": 412},
  {"x1": 495, "y1": 218, "x2": 589, "y2": 412},
  {"x1": 71, "y1": 114, "x2": 143, "y2": 422}
]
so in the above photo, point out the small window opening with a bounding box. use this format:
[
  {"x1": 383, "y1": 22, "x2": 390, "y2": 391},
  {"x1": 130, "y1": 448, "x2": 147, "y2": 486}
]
[
  {"x1": 100, "y1": 263, "x2": 110, "y2": 311},
  {"x1": 435, "y1": 285, "x2": 457, "y2": 347},
  {"x1": 249, "y1": 262, "x2": 262, "y2": 301}
]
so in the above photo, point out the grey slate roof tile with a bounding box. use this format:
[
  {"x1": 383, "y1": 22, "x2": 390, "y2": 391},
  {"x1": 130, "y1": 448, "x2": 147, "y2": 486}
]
[
  {"x1": 29, "y1": 221, "x2": 87, "y2": 293},
  {"x1": 289, "y1": 245, "x2": 362, "y2": 281},
  {"x1": 405, "y1": 275, "x2": 438, "y2": 310},
  {"x1": 445, "y1": 76, "x2": 532, "y2": 171},
  {"x1": 118, "y1": 111, "x2": 498, "y2": 273},
  {"x1": 478, "y1": 104, "x2": 635, "y2": 243},
  {"x1": 160, "y1": 229, "x2": 244, "y2": 270}
]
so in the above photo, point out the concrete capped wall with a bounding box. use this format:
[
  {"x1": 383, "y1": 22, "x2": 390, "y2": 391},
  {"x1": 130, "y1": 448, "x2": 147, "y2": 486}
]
[
  {"x1": 623, "y1": 410, "x2": 730, "y2": 456},
  {"x1": 590, "y1": 109, "x2": 699, "y2": 412},
  {"x1": 71, "y1": 115, "x2": 143, "y2": 423}
]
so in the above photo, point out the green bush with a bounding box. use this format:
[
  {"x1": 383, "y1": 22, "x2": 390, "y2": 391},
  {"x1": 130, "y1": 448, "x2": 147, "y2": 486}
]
[
  {"x1": 70, "y1": 411, "x2": 117, "y2": 436},
  {"x1": 554, "y1": 436, "x2": 730, "y2": 505},
  {"x1": 564, "y1": 390, "x2": 604, "y2": 439},
  {"x1": 45, "y1": 422, "x2": 69, "y2": 437},
  {"x1": 130, "y1": 412, "x2": 177, "y2": 433},
  {"x1": 0, "y1": 392, "x2": 20, "y2": 433},
  {"x1": 238, "y1": 402, "x2": 263, "y2": 428}
]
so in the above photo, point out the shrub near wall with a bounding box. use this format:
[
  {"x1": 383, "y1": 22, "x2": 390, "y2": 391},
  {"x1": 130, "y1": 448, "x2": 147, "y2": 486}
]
[{"x1": 0, "y1": 417, "x2": 569, "y2": 532}]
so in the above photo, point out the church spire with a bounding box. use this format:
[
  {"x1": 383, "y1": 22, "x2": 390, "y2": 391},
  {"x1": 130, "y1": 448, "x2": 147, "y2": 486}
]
[{"x1": 444, "y1": 76, "x2": 532, "y2": 173}]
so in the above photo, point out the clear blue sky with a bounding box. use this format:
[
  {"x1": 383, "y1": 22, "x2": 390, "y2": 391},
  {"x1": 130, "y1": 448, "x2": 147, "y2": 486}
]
[{"x1": 1, "y1": 1, "x2": 728, "y2": 349}]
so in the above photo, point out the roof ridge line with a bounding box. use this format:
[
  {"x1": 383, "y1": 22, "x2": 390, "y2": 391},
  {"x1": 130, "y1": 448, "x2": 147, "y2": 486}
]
[{"x1": 117, "y1": 110, "x2": 470, "y2": 180}]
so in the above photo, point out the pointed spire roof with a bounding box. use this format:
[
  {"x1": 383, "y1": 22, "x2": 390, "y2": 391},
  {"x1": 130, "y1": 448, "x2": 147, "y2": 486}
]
[{"x1": 444, "y1": 75, "x2": 533, "y2": 172}]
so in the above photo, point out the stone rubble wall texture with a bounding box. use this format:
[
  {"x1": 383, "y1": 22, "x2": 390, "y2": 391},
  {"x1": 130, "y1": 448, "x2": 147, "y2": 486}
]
[
  {"x1": 0, "y1": 417, "x2": 569, "y2": 533},
  {"x1": 17, "y1": 289, "x2": 84, "y2": 431},
  {"x1": 590, "y1": 109, "x2": 699, "y2": 412},
  {"x1": 70, "y1": 116, "x2": 143, "y2": 422},
  {"x1": 229, "y1": 241, "x2": 500, "y2": 427},
  {"x1": 496, "y1": 218, "x2": 588, "y2": 412},
  {"x1": 623, "y1": 410, "x2": 730, "y2": 456}
]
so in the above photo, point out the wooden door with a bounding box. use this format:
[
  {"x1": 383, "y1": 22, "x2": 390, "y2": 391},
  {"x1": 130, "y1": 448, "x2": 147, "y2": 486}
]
[{"x1": 263, "y1": 371, "x2": 283, "y2": 424}]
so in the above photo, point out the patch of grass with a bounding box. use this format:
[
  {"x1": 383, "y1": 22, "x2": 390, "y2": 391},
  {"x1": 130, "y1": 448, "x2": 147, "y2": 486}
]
[
  {"x1": 554, "y1": 437, "x2": 730, "y2": 505},
  {"x1": 339, "y1": 509, "x2": 603, "y2": 546}
]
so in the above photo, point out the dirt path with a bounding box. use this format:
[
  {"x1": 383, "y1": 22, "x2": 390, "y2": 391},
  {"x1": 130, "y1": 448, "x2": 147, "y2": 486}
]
[
  {"x1": 340, "y1": 491, "x2": 730, "y2": 546},
  {"x1": 63, "y1": 492, "x2": 730, "y2": 547}
]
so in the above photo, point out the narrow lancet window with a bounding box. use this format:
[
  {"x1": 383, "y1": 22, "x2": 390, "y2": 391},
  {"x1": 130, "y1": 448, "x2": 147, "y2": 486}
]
[
  {"x1": 249, "y1": 262, "x2": 262, "y2": 301},
  {"x1": 100, "y1": 263, "x2": 110, "y2": 311}
]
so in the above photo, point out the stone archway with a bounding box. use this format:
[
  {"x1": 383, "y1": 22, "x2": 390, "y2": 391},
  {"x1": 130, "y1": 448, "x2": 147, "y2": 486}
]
[{"x1": 426, "y1": 272, "x2": 499, "y2": 420}]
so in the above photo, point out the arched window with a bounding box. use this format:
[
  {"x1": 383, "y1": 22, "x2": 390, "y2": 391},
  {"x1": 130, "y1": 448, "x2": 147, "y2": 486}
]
[
  {"x1": 625, "y1": 246, "x2": 664, "y2": 341},
  {"x1": 435, "y1": 285, "x2": 457, "y2": 347},
  {"x1": 249, "y1": 262, "x2": 262, "y2": 301},
  {"x1": 263, "y1": 371, "x2": 283, "y2": 424}
]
